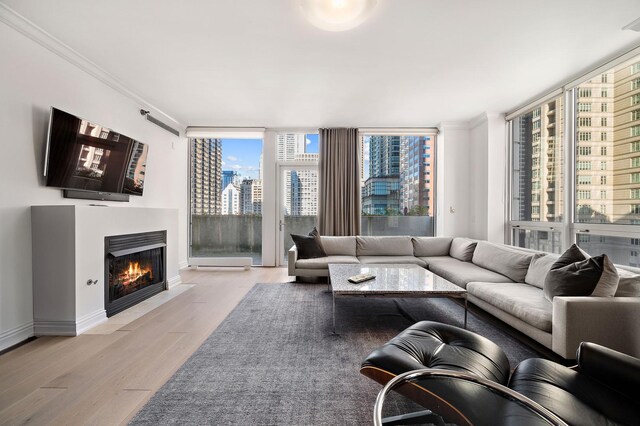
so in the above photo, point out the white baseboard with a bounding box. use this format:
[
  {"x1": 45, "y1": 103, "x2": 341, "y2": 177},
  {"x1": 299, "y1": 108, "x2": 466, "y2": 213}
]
[
  {"x1": 188, "y1": 257, "x2": 252, "y2": 268},
  {"x1": 167, "y1": 274, "x2": 182, "y2": 289},
  {"x1": 34, "y1": 320, "x2": 77, "y2": 336},
  {"x1": 0, "y1": 321, "x2": 34, "y2": 351},
  {"x1": 76, "y1": 310, "x2": 107, "y2": 334},
  {"x1": 178, "y1": 260, "x2": 189, "y2": 270},
  {"x1": 34, "y1": 309, "x2": 107, "y2": 336}
]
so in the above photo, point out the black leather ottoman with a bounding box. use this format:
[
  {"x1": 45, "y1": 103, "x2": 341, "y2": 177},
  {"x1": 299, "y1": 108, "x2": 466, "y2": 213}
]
[{"x1": 361, "y1": 321, "x2": 510, "y2": 385}]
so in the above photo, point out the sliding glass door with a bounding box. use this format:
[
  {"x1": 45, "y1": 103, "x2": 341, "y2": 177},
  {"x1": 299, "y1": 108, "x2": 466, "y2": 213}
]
[{"x1": 276, "y1": 132, "x2": 319, "y2": 265}]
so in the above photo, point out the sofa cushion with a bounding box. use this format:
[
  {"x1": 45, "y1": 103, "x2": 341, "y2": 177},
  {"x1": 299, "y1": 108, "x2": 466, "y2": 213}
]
[
  {"x1": 467, "y1": 282, "x2": 552, "y2": 332},
  {"x1": 320, "y1": 236, "x2": 356, "y2": 256},
  {"x1": 449, "y1": 237, "x2": 477, "y2": 262},
  {"x1": 615, "y1": 268, "x2": 640, "y2": 296},
  {"x1": 357, "y1": 256, "x2": 426, "y2": 267},
  {"x1": 412, "y1": 237, "x2": 453, "y2": 257},
  {"x1": 290, "y1": 232, "x2": 326, "y2": 259},
  {"x1": 472, "y1": 241, "x2": 535, "y2": 283},
  {"x1": 426, "y1": 257, "x2": 514, "y2": 289},
  {"x1": 525, "y1": 253, "x2": 560, "y2": 289},
  {"x1": 295, "y1": 255, "x2": 359, "y2": 270},
  {"x1": 356, "y1": 236, "x2": 413, "y2": 256},
  {"x1": 544, "y1": 245, "x2": 604, "y2": 301}
]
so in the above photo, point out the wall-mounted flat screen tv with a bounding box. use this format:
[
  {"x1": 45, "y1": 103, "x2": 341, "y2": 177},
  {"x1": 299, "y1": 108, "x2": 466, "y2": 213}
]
[{"x1": 44, "y1": 107, "x2": 149, "y2": 197}]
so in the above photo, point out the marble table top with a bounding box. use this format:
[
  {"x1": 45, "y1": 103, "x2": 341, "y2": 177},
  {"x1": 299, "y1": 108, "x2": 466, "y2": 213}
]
[{"x1": 328, "y1": 263, "x2": 466, "y2": 296}]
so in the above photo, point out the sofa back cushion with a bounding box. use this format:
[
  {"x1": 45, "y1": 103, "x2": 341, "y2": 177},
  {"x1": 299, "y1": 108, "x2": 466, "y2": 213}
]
[
  {"x1": 615, "y1": 268, "x2": 640, "y2": 296},
  {"x1": 524, "y1": 253, "x2": 560, "y2": 289},
  {"x1": 449, "y1": 237, "x2": 478, "y2": 262},
  {"x1": 472, "y1": 241, "x2": 535, "y2": 283},
  {"x1": 356, "y1": 236, "x2": 413, "y2": 256},
  {"x1": 320, "y1": 236, "x2": 356, "y2": 256},
  {"x1": 412, "y1": 237, "x2": 453, "y2": 257}
]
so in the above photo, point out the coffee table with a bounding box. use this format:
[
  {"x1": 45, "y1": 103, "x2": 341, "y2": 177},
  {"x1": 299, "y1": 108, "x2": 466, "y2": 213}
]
[{"x1": 328, "y1": 264, "x2": 468, "y2": 333}]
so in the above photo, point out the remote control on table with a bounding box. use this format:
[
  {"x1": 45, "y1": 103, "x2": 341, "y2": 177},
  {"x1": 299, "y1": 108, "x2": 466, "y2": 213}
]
[{"x1": 348, "y1": 273, "x2": 376, "y2": 283}]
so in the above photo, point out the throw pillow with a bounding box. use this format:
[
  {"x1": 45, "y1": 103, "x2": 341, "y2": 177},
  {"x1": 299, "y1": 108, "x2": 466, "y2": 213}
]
[
  {"x1": 291, "y1": 228, "x2": 327, "y2": 260},
  {"x1": 449, "y1": 238, "x2": 477, "y2": 262},
  {"x1": 591, "y1": 254, "x2": 620, "y2": 297},
  {"x1": 543, "y1": 244, "x2": 603, "y2": 301}
]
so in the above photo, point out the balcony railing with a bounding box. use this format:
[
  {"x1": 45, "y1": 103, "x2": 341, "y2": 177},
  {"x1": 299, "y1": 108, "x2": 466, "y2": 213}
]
[{"x1": 192, "y1": 214, "x2": 435, "y2": 266}]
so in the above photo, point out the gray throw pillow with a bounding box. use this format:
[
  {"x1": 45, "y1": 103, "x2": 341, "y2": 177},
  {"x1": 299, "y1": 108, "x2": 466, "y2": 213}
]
[
  {"x1": 543, "y1": 244, "x2": 603, "y2": 301},
  {"x1": 449, "y1": 238, "x2": 477, "y2": 262},
  {"x1": 291, "y1": 228, "x2": 327, "y2": 259}
]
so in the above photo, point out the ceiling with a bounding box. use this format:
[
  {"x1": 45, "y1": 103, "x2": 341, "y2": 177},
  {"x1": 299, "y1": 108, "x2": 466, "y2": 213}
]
[{"x1": 3, "y1": 0, "x2": 640, "y2": 128}]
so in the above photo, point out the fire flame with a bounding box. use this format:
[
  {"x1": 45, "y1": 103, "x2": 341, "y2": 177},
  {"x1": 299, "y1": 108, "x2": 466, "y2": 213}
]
[{"x1": 119, "y1": 261, "x2": 151, "y2": 286}]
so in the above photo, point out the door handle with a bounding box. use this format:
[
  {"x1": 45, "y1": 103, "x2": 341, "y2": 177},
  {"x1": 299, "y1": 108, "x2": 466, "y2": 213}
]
[{"x1": 279, "y1": 220, "x2": 284, "y2": 231}]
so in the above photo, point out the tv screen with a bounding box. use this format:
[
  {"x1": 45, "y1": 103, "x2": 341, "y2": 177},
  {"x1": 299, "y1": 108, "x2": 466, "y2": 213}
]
[{"x1": 45, "y1": 107, "x2": 149, "y2": 196}]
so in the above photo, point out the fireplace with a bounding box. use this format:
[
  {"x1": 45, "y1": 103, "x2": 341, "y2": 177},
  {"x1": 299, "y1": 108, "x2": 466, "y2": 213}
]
[{"x1": 105, "y1": 230, "x2": 167, "y2": 317}]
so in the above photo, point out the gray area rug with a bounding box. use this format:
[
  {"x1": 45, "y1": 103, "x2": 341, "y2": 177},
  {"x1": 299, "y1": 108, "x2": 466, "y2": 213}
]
[{"x1": 131, "y1": 283, "x2": 541, "y2": 425}]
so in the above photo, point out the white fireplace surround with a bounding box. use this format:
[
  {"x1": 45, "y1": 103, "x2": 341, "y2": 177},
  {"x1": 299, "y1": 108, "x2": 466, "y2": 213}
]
[{"x1": 31, "y1": 205, "x2": 181, "y2": 336}]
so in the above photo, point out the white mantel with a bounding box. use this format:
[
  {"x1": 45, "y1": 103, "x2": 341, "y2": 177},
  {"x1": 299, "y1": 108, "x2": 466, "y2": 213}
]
[{"x1": 31, "y1": 205, "x2": 181, "y2": 336}]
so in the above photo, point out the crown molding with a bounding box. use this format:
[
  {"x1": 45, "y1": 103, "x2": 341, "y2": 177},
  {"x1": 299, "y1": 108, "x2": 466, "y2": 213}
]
[
  {"x1": 467, "y1": 112, "x2": 505, "y2": 129},
  {"x1": 0, "y1": 3, "x2": 185, "y2": 129},
  {"x1": 437, "y1": 121, "x2": 469, "y2": 130}
]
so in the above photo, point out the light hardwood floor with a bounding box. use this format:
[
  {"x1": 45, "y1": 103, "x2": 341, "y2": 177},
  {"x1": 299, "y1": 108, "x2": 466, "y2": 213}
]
[{"x1": 0, "y1": 267, "x2": 291, "y2": 426}]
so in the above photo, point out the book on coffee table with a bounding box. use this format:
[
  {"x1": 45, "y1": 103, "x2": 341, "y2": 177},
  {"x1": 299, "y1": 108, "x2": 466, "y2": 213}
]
[{"x1": 348, "y1": 273, "x2": 376, "y2": 283}]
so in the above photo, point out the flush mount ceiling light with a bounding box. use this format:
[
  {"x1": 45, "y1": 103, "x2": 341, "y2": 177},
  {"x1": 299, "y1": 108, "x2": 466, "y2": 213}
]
[{"x1": 298, "y1": 0, "x2": 378, "y2": 32}]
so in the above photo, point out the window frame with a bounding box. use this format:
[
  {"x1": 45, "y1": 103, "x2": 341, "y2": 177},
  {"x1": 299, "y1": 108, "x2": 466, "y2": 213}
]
[
  {"x1": 507, "y1": 48, "x2": 640, "y2": 262},
  {"x1": 358, "y1": 128, "x2": 439, "y2": 237}
]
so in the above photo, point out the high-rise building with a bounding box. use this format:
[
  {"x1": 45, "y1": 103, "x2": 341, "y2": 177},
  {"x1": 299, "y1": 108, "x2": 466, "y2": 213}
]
[
  {"x1": 575, "y1": 73, "x2": 613, "y2": 224},
  {"x1": 612, "y1": 59, "x2": 640, "y2": 224},
  {"x1": 362, "y1": 136, "x2": 400, "y2": 215},
  {"x1": 290, "y1": 168, "x2": 318, "y2": 216},
  {"x1": 191, "y1": 138, "x2": 222, "y2": 215},
  {"x1": 222, "y1": 170, "x2": 238, "y2": 190},
  {"x1": 240, "y1": 178, "x2": 263, "y2": 215},
  {"x1": 399, "y1": 136, "x2": 434, "y2": 215},
  {"x1": 276, "y1": 134, "x2": 306, "y2": 161},
  {"x1": 221, "y1": 183, "x2": 240, "y2": 215}
]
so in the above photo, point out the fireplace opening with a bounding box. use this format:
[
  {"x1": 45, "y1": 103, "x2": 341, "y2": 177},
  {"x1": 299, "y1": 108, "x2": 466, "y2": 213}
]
[{"x1": 105, "y1": 230, "x2": 166, "y2": 317}]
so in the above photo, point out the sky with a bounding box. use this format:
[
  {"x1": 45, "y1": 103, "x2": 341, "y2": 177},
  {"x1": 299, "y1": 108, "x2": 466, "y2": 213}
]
[
  {"x1": 221, "y1": 138, "x2": 263, "y2": 179},
  {"x1": 221, "y1": 134, "x2": 319, "y2": 180}
]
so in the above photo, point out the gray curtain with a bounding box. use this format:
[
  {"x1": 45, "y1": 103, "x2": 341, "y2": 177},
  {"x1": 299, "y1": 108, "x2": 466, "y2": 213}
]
[{"x1": 318, "y1": 128, "x2": 361, "y2": 236}]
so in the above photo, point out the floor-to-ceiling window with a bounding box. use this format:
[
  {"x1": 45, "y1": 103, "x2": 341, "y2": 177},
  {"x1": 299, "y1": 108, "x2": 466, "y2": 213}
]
[
  {"x1": 572, "y1": 55, "x2": 640, "y2": 265},
  {"x1": 510, "y1": 95, "x2": 565, "y2": 253},
  {"x1": 188, "y1": 133, "x2": 264, "y2": 265},
  {"x1": 509, "y1": 49, "x2": 640, "y2": 265},
  {"x1": 359, "y1": 131, "x2": 437, "y2": 236}
]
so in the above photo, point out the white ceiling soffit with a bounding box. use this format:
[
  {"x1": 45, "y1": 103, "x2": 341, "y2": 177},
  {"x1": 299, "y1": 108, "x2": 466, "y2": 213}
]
[
  {"x1": 2, "y1": 0, "x2": 640, "y2": 128},
  {"x1": 185, "y1": 127, "x2": 266, "y2": 139}
]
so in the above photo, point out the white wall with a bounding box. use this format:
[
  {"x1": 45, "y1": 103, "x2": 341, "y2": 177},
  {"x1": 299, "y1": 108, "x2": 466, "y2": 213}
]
[
  {"x1": 468, "y1": 117, "x2": 489, "y2": 240},
  {"x1": 0, "y1": 22, "x2": 188, "y2": 350},
  {"x1": 467, "y1": 113, "x2": 508, "y2": 242},
  {"x1": 438, "y1": 116, "x2": 508, "y2": 241},
  {"x1": 436, "y1": 123, "x2": 472, "y2": 237}
]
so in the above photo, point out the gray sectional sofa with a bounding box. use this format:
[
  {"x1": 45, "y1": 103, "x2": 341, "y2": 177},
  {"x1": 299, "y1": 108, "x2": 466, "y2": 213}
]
[{"x1": 288, "y1": 236, "x2": 640, "y2": 359}]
